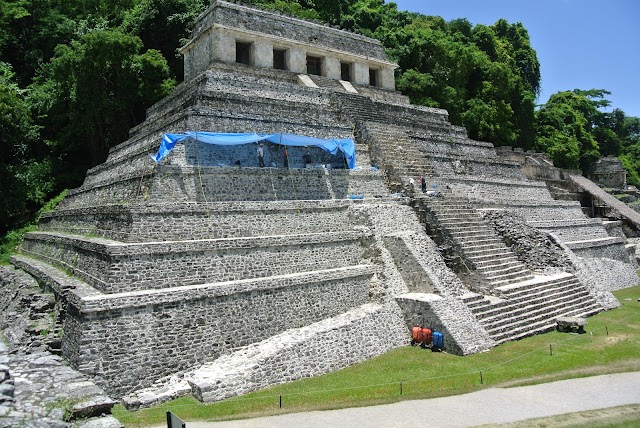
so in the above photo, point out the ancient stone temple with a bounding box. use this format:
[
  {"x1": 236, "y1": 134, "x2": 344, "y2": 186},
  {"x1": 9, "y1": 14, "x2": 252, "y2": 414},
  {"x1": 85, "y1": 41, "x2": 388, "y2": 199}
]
[{"x1": 2, "y1": 0, "x2": 638, "y2": 410}]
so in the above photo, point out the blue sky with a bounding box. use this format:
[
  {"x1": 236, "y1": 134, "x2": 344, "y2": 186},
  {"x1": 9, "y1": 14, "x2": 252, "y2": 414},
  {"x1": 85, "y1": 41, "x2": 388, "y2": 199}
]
[{"x1": 390, "y1": 0, "x2": 640, "y2": 118}]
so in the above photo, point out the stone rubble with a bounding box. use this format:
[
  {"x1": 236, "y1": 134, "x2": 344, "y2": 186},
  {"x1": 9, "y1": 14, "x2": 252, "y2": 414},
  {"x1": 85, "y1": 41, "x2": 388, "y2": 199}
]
[
  {"x1": 0, "y1": 266, "x2": 122, "y2": 428},
  {"x1": 480, "y1": 210, "x2": 574, "y2": 274}
]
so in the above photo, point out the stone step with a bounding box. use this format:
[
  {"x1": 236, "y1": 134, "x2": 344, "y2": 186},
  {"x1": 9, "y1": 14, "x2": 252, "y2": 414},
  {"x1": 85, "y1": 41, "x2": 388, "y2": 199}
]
[
  {"x1": 445, "y1": 223, "x2": 493, "y2": 231},
  {"x1": 490, "y1": 301, "x2": 602, "y2": 344},
  {"x1": 456, "y1": 236, "x2": 503, "y2": 247},
  {"x1": 454, "y1": 233, "x2": 501, "y2": 244},
  {"x1": 491, "y1": 305, "x2": 601, "y2": 345},
  {"x1": 472, "y1": 256, "x2": 518, "y2": 269},
  {"x1": 484, "y1": 268, "x2": 532, "y2": 283},
  {"x1": 477, "y1": 262, "x2": 528, "y2": 277},
  {"x1": 432, "y1": 207, "x2": 477, "y2": 214},
  {"x1": 488, "y1": 274, "x2": 536, "y2": 287},
  {"x1": 481, "y1": 287, "x2": 593, "y2": 331},
  {"x1": 496, "y1": 274, "x2": 579, "y2": 300},
  {"x1": 485, "y1": 293, "x2": 598, "y2": 336},
  {"x1": 465, "y1": 245, "x2": 512, "y2": 256},
  {"x1": 475, "y1": 278, "x2": 587, "y2": 320},
  {"x1": 448, "y1": 228, "x2": 494, "y2": 238}
]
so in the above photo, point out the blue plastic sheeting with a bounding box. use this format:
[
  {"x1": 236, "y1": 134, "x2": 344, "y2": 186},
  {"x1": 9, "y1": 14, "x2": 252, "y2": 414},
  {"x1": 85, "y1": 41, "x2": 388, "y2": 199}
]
[{"x1": 151, "y1": 131, "x2": 357, "y2": 169}]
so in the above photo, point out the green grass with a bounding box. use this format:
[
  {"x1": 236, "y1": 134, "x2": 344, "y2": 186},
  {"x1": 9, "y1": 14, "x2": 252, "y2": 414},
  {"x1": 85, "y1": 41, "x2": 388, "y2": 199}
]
[{"x1": 114, "y1": 286, "x2": 640, "y2": 427}]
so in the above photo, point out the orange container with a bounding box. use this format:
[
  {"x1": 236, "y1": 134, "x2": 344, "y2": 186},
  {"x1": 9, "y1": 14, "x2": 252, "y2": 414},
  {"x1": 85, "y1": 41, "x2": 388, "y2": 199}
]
[
  {"x1": 411, "y1": 326, "x2": 422, "y2": 343},
  {"x1": 421, "y1": 327, "x2": 433, "y2": 345}
]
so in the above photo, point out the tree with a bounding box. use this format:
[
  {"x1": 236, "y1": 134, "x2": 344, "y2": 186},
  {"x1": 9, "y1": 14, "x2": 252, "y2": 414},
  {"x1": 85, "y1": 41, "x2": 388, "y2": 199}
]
[
  {"x1": 535, "y1": 90, "x2": 604, "y2": 170},
  {"x1": 0, "y1": 61, "x2": 53, "y2": 233},
  {"x1": 121, "y1": 0, "x2": 206, "y2": 81},
  {"x1": 29, "y1": 30, "x2": 175, "y2": 181}
]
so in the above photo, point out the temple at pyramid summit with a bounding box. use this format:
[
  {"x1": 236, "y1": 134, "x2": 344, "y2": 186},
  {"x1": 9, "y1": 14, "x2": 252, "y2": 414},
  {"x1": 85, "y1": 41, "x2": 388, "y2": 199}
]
[{"x1": 4, "y1": 0, "x2": 638, "y2": 408}]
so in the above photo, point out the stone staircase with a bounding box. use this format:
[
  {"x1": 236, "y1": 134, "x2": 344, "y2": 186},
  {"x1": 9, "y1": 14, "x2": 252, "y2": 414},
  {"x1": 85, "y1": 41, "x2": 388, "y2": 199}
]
[
  {"x1": 461, "y1": 272, "x2": 603, "y2": 343},
  {"x1": 423, "y1": 197, "x2": 534, "y2": 288},
  {"x1": 362, "y1": 121, "x2": 437, "y2": 180}
]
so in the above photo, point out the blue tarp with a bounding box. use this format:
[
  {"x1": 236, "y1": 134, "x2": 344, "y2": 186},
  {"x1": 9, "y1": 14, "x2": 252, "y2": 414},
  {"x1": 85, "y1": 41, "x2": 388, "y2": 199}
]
[{"x1": 151, "y1": 132, "x2": 357, "y2": 169}]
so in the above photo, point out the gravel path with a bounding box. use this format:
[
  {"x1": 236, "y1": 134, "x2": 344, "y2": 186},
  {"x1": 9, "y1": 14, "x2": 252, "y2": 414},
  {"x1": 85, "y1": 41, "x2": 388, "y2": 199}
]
[{"x1": 162, "y1": 371, "x2": 640, "y2": 428}]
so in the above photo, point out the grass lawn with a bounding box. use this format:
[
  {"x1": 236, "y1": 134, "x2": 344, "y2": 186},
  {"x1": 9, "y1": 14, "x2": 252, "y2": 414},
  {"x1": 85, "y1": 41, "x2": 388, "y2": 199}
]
[{"x1": 113, "y1": 286, "x2": 640, "y2": 427}]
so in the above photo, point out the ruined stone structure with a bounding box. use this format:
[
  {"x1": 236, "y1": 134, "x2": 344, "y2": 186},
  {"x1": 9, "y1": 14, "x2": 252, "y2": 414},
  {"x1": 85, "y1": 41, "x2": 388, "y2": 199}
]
[
  {"x1": 2, "y1": 0, "x2": 638, "y2": 411},
  {"x1": 589, "y1": 156, "x2": 627, "y2": 189}
]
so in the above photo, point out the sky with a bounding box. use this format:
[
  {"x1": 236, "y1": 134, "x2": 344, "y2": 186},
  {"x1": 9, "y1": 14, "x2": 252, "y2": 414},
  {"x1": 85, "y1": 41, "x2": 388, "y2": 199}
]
[{"x1": 390, "y1": 0, "x2": 640, "y2": 118}]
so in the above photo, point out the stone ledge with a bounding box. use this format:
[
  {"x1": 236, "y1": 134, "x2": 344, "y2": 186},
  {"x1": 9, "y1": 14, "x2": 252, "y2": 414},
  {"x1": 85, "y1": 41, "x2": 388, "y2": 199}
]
[
  {"x1": 41, "y1": 200, "x2": 356, "y2": 219},
  {"x1": 409, "y1": 131, "x2": 494, "y2": 148},
  {"x1": 24, "y1": 229, "x2": 369, "y2": 256},
  {"x1": 439, "y1": 176, "x2": 548, "y2": 188},
  {"x1": 79, "y1": 263, "x2": 376, "y2": 312},
  {"x1": 11, "y1": 253, "x2": 377, "y2": 314},
  {"x1": 564, "y1": 236, "x2": 624, "y2": 249}
]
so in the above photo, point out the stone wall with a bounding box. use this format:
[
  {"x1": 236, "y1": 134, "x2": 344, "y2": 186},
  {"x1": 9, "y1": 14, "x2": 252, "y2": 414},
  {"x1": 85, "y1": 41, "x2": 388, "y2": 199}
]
[
  {"x1": 567, "y1": 239, "x2": 629, "y2": 262},
  {"x1": 39, "y1": 200, "x2": 356, "y2": 243},
  {"x1": 60, "y1": 166, "x2": 389, "y2": 209},
  {"x1": 427, "y1": 156, "x2": 524, "y2": 180},
  {"x1": 442, "y1": 177, "x2": 552, "y2": 202},
  {"x1": 22, "y1": 230, "x2": 368, "y2": 293},
  {"x1": 13, "y1": 254, "x2": 376, "y2": 397}
]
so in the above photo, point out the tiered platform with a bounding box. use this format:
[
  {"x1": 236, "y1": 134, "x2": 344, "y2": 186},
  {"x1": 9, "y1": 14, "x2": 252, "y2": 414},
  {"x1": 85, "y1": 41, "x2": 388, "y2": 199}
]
[{"x1": 4, "y1": 33, "x2": 635, "y2": 408}]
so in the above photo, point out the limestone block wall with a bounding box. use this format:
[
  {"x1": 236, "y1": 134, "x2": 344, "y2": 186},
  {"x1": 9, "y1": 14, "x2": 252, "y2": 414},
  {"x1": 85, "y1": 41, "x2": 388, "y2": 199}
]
[
  {"x1": 538, "y1": 223, "x2": 611, "y2": 242},
  {"x1": 188, "y1": 302, "x2": 407, "y2": 403},
  {"x1": 60, "y1": 175, "x2": 146, "y2": 209},
  {"x1": 410, "y1": 134, "x2": 499, "y2": 159},
  {"x1": 38, "y1": 201, "x2": 356, "y2": 243},
  {"x1": 191, "y1": 2, "x2": 388, "y2": 62},
  {"x1": 148, "y1": 166, "x2": 387, "y2": 202},
  {"x1": 443, "y1": 178, "x2": 552, "y2": 202},
  {"x1": 43, "y1": 261, "x2": 377, "y2": 396},
  {"x1": 491, "y1": 203, "x2": 588, "y2": 223},
  {"x1": 352, "y1": 202, "x2": 467, "y2": 298},
  {"x1": 568, "y1": 240, "x2": 628, "y2": 262},
  {"x1": 427, "y1": 156, "x2": 524, "y2": 180},
  {"x1": 22, "y1": 231, "x2": 368, "y2": 293},
  {"x1": 58, "y1": 167, "x2": 388, "y2": 209}
]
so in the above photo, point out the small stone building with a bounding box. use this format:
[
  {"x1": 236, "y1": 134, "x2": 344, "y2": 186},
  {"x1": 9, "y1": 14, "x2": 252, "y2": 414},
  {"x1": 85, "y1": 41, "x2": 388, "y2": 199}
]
[
  {"x1": 181, "y1": 0, "x2": 397, "y2": 89},
  {"x1": 589, "y1": 157, "x2": 627, "y2": 189}
]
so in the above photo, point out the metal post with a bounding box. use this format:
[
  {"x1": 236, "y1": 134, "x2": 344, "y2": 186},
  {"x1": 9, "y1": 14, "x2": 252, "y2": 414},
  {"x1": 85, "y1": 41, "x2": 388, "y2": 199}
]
[
  {"x1": 400, "y1": 382, "x2": 403, "y2": 395},
  {"x1": 279, "y1": 395, "x2": 282, "y2": 409},
  {"x1": 480, "y1": 371, "x2": 483, "y2": 384},
  {"x1": 606, "y1": 326, "x2": 609, "y2": 336},
  {"x1": 550, "y1": 344, "x2": 553, "y2": 356}
]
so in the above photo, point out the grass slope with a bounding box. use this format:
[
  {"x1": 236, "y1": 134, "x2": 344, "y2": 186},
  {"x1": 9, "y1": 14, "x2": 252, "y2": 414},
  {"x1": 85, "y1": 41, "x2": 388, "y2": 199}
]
[{"x1": 113, "y1": 286, "x2": 640, "y2": 427}]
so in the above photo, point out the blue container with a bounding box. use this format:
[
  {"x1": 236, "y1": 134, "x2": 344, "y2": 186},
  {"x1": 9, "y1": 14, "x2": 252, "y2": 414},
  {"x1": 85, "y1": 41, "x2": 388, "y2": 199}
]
[{"x1": 432, "y1": 331, "x2": 444, "y2": 350}]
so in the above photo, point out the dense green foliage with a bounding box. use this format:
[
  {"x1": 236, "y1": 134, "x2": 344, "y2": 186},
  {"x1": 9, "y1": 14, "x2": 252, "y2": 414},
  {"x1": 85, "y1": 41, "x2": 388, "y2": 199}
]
[
  {"x1": 535, "y1": 89, "x2": 640, "y2": 179},
  {"x1": 0, "y1": 0, "x2": 638, "y2": 236}
]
